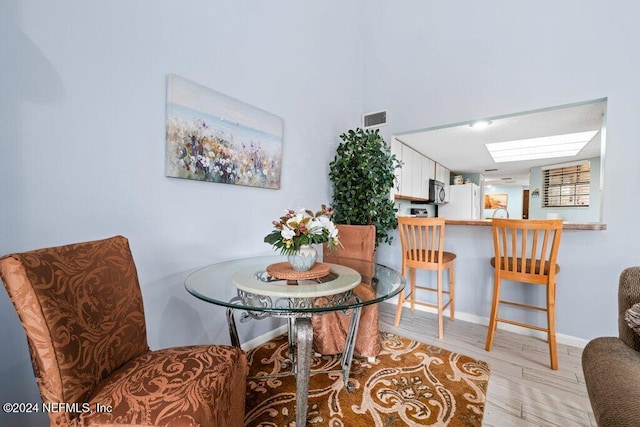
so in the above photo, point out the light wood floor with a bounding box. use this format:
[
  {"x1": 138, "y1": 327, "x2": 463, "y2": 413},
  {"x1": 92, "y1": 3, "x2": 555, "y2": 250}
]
[{"x1": 378, "y1": 303, "x2": 595, "y2": 427}]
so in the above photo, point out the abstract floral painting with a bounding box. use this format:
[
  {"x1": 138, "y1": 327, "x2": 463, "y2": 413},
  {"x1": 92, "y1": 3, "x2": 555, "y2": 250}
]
[{"x1": 165, "y1": 74, "x2": 283, "y2": 189}]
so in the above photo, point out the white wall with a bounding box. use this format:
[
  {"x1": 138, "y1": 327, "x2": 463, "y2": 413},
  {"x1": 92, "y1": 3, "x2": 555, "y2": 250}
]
[
  {"x1": 0, "y1": 1, "x2": 364, "y2": 424},
  {"x1": 366, "y1": 0, "x2": 640, "y2": 345}
]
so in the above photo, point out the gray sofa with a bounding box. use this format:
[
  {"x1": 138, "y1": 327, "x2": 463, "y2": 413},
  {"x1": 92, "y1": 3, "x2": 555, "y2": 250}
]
[{"x1": 582, "y1": 267, "x2": 640, "y2": 426}]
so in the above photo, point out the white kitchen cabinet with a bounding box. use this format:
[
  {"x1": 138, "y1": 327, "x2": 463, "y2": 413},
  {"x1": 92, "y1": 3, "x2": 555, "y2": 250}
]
[
  {"x1": 401, "y1": 144, "x2": 415, "y2": 197},
  {"x1": 424, "y1": 157, "x2": 435, "y2": 182},
  {"x1": 400, "y1": 144, "x2": 429, "y2": 199},
  {"x1": 390, "y1": 138, "x2": 402, "y2": 197},
  {"x1": 411, "y1": 150, "x2": 423, "y2": 198},
  {"x1": 394, "y1": 141, "x2": 437, "y2": 200},
  {"x1": 435, "y1": 163, "x2": 451, "y2": 202},
  {"x1": 420, "y1": 156, "x2": 435, "y2": 198}
]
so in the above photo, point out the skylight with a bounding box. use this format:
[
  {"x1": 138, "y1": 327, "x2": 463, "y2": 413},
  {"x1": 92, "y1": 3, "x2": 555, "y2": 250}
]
[{"x1": 485, "y1": 130, "x2": 598, "y2": 163}]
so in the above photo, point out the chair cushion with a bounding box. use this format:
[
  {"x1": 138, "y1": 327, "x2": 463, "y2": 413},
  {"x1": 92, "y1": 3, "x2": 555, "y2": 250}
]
[
  {"x1": 79, "y1": 345, "x2": 248, "y2": 426},
  {"x1": 625, "y1": 303, "x2": 640, "y2": 336},
  {"x1": 490, "y1": 257, "x2": 560, "y2": 275},
  {"x1": 405, "y1": 250, "x2": 456, "y2": 264}
]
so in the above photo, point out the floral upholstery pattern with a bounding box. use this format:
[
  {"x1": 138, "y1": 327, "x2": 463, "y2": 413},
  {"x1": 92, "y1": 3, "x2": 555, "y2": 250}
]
[
  {"x1": 81, "y1": 345, "x2": 247, "y2": 426},
  {"x1": 0, "y1": 236, "x2": 248, "y2": 426}
]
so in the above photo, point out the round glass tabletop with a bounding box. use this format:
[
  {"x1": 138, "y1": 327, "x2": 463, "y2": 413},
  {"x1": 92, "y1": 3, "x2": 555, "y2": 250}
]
[{"x1": 185, "y1": 255, "x2": 405, "y2": 314}]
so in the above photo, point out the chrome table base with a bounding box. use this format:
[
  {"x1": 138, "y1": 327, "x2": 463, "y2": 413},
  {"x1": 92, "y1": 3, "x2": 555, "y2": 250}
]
[{"x1": 226, "y1": 289, "x2": 362, "y2": 426}]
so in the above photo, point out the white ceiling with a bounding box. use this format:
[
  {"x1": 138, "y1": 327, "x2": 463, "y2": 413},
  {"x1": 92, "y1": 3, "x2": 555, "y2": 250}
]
[{"x1": 395, "y1": 99, "x2": 606, "y2": 186}]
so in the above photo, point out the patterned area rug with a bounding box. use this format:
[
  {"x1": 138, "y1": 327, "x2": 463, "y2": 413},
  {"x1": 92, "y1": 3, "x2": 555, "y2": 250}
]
[{"x1": 244, "y1": 331, "x2": 490, "y2": 426}]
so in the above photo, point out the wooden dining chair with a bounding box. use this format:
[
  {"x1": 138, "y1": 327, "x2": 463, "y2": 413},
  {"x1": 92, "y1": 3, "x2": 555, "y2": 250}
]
[
  {"x1": 485, "y1": 218, "x2": 563, "y2": 370},
  {"x1": 394, "y1": 216, "x2": 456, "y2": 339},
  {"x1": 312, "y1": 224, "x2": 381, "y2": 360}
]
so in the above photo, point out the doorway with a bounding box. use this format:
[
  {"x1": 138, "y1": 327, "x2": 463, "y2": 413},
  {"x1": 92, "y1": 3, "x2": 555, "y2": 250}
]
[{"x1": 522, "y1": 189, "x2": 530, "y2": 219}]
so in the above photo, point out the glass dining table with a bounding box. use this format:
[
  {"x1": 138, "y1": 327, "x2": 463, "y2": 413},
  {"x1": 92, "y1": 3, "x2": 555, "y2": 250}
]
[{"x1": 184, "y1": 254, "x2": 405, "y2": 426}]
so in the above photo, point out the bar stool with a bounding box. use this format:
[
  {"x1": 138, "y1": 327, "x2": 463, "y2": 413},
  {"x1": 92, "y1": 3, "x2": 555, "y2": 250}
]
[
  {"x1": 394, "y1": 216, "x2": 456, "y2": 339},
  {"x1": 485, "y1": 218, "x2": 563, "y2": 370}
]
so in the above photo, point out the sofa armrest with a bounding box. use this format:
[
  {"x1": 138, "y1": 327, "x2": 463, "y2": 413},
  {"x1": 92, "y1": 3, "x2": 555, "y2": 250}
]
[
  {"x1": 583, "y1": 336, "x2": 640, "y2": 426},
  {"x1": 619, "y1": 267, "x2": 640, "y2": 351}
]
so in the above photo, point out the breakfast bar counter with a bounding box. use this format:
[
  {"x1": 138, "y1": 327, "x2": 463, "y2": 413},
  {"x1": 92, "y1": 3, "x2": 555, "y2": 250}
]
[{"x1": 443, "y1": 219, "x2": 607, "y2": 230}]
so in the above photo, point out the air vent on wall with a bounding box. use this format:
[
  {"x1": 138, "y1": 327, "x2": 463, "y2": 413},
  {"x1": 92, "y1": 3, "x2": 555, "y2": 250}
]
[{"x1": 362, "y1": 110, "x2": 388, "y2": 128}]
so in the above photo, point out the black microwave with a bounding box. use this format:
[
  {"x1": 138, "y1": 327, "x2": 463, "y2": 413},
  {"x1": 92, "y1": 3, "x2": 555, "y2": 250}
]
[{"x1": 428, "y1": 179, "x2": 447, "y2": 204}]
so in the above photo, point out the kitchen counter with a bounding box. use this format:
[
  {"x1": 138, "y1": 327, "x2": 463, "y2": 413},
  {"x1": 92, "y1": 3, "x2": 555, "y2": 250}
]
[{"x1": 443, "y1": 219, "x2": 607, "y2": 230}]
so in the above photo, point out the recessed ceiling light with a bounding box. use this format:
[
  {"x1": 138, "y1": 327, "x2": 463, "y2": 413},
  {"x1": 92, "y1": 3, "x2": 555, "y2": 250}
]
[
  {"x1": 485, "y1": 130, "x2": 598, "y2": 163},
  {"x1": 470, "y1": 120, "x2": 493, "y2": 130}
]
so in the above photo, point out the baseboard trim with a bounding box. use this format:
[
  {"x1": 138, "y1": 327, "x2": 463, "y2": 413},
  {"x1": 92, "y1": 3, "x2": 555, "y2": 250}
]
[
  {"x1": 242, "y1": 324, "x2": 288, "y2": 351},
  {"x1": 383, "y1": 300, "x2": 590, "y2": 349},
  {"x1": 242, "y1": 301, "x2": 590, "y2": 351}
]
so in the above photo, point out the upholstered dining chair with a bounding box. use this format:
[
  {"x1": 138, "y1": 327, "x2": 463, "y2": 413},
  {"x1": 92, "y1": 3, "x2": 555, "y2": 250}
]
[
  {"x1": 311, "y1": 224, "x2": 381, "y2": 361},
  {"x1": 485, "y1": 218, "x2": 563, "y2": 370},
  {"x1": 394, "y1": 216, "x2": 456, "y2": 339},
  {"x1": 0, "y1": 236, "x2": 248, "y2": 426}
]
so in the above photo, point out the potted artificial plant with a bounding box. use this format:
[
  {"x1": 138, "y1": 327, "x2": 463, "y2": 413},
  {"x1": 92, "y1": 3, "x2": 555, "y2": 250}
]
[{"x1": 329, "y1": 128, "x2": 401, "y2": 246}]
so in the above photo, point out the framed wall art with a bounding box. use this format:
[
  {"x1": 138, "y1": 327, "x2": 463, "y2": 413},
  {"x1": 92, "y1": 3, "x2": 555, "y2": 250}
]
[
  {"x1": 484, "y1": 193, "x2": 508, "y2": 209},
  {"x1": 165, "y1": 74, "x2": 283, "y2": 189}
]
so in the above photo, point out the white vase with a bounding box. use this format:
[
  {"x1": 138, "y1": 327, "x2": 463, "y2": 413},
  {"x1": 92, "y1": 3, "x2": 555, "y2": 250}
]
[{"x1": 287, "y1": 244, "x2": 318, "y2": 272}]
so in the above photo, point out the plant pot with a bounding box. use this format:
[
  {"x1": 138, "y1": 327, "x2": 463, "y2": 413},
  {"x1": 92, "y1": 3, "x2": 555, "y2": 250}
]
[{"x1": 287, "y1": 244, "x2": 318, "y2": 272}]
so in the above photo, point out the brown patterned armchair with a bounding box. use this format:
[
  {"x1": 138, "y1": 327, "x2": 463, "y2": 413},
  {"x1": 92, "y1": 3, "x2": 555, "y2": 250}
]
[
  {"x1": 0, "y1": 236, "x2": 248, "y2": 427},
  {"x1": 311, "y1": 224, "x2": 381, "y2": 359}
]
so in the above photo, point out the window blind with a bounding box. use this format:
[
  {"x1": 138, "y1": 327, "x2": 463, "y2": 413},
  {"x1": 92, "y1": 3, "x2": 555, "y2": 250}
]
[{"x1": 543, "y1": 161, "x2": 590, "y2": 207}]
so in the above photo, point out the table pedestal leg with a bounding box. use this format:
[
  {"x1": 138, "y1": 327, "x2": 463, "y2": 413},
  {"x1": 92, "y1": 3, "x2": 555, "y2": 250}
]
[
  {"x1": 295, "y1": 317, "x2": 312, "y2": 427},
  {"x1": 226, "y1": 307, "x2": 241, "y2": 348},
  {"x1": 287, "y1": 317, "x2": 297, "y2": 370},
  {"x1": 340, "y1": 305, "x2": 361, "y2": 392}
]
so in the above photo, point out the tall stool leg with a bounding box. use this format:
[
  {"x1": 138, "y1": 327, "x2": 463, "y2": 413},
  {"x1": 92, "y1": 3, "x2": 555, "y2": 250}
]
[
  {"x1": 485, "y1": 271, "x2": 501, "y2": 351},
  {"x1": 394, "y1": 288, "x2": 405, "y2": 327},
  {"x1": 437, "y1": 267, "x2": 444, "y2": 339},
  {"x1": 449, "y1": 262, "x2": 455, "y2": 321},
  {"x1": 394, "y1": 264, "x2": 408, "y2": 327},
  {"x1": 410, "y1": 267, "x2": 416, "y2": 312},
  {"x1": 547, "y1": 280, "x2": 558, "y2": 370}
]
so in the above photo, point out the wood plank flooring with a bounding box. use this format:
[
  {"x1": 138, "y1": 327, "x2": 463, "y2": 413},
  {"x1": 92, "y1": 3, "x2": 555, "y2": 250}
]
[{"x1": 378, "y1": 302, "x2": 595, "y2": 427}]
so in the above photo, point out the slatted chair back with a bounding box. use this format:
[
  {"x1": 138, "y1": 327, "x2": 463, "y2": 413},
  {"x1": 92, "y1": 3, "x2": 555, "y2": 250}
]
[
  {"x1": 398, "y1": 216, "x2": 446, "y2": 271},
  {"x1": 491, "y1": 218, "x2": 563, "y2": 285}
]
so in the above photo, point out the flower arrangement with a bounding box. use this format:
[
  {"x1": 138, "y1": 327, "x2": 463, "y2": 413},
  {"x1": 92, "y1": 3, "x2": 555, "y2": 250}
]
[{"x1": 264, "y1": 205, "x2": 340, "y2": 255}]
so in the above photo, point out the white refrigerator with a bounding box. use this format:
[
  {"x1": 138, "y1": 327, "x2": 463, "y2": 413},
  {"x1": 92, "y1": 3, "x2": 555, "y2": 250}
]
[{"x1": 439, "y1": 183, "x2": 481, "y2": 219}]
